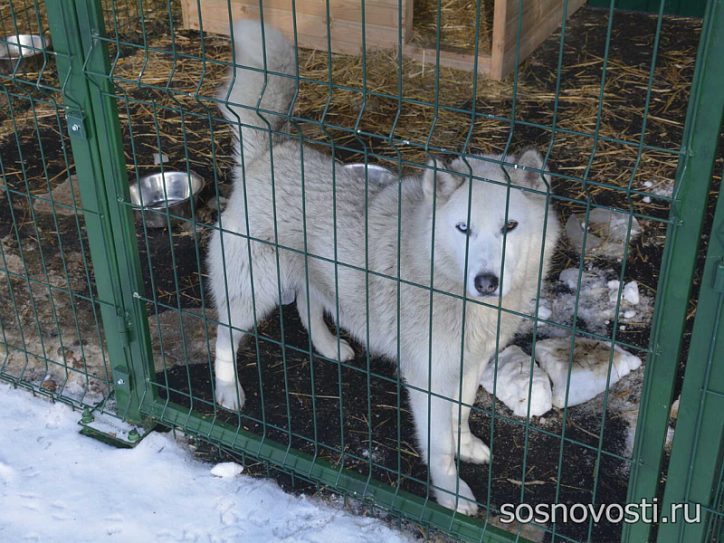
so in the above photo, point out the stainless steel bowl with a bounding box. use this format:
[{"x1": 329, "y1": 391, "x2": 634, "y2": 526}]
[
  {"x1": 0, "y1": 34, "x2": 51, "y2": 74},
  {"x1": 129, "y1": 171, "x2": 205, "y2": 229},
  {"x1": 342, "y1": 163, "x2": 398, "y2": 186}
]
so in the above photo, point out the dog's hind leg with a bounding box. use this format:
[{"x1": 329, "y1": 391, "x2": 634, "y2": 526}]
[
  {"x1": 212, "y1": 242, "x2": 280, "y2": 411},
  {"x1": 451, "y1": 363, "x2": 490, "y2": 465},
  {"x1": 214, "y1": 303, "x2": 248, "y2": 411},
  {"x1": 296, "y1": 287, "x2": 355, "y2": 362}
]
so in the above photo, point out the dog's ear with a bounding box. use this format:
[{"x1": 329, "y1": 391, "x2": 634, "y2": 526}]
[
  {"x1": 422, "y1": 158, "x2": 465, "y2": 201},
  {"x1": 513, "y1": 147, "x2": 549, "y2": 192}
]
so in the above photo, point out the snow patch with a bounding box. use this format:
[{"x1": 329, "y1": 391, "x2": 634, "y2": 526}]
[
  {"x1": 559, "y1": 268, "x2": 581, "y2": 290},
  {"x1": 153, "y1": 152, "x2": 170, "y2": 165},
  {"x1": 540, "y1": 266, "x2": 653, "y2": 337},
  {"x1": 665, "y1": 426, "x2": 676, "y2": 451},
  {"x1": 644, "y1": 179, "x2": 674, "y2": 198},
  {"x1": 623, "y1": 281, "x2": 640, "y2": 305},
  {"x1": 0, "y1": 383, "x2": 412, "y2": 543},
  {"x1": 536, "y1": 305, "x2": 551, "y2": 326},
  {"x1": 211, "y1": 462, "x2": 244, "y2": 478}
]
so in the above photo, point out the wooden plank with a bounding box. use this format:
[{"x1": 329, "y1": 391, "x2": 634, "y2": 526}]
[
  {"x1": 490, "y1": 0, "x2": 508, "y2": 79},
  {"x1": 181, "y1": 0, "x2": 412, "y2": 46},
  {"x1": 182, "y1": 0, "x2": 580, "y2": 81},
  {"x1": 181, "y1": 0, "x2": 191, "y2": 28},
  {"x1": 403, "y1": 43, "x2": 491, "y2": 74},
  {"x1": 490, "y1": 0, "x2": 585, "y2": 80}
]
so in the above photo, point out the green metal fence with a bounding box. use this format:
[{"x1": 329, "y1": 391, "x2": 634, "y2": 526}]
[
  {"x1": 587, "y1": 0, "x2": 708, "y2": 17},
  {"x1": 1, "y1": 0, "x2": 723, "y2": 541}
]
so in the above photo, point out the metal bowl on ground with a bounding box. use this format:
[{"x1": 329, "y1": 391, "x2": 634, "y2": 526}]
[
  {"x1": 342, "y1": 163, "x2": 398, "y2": 187},
  {"x1": 0, "y1": 34, "x2": 51, "y2": 74},
  {"x1": 129, "y1": 171, "x2": 205, "y2": 229}
]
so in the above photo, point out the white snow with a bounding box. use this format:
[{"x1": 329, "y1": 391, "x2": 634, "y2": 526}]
[
  {"x1": 153, "y1": 152, "x2": 170, "y2": 165},
  {"x1": 647, "y1": 180, "x2": 674, "y2": 197},
  {"x1": 211, "y1": 462, "x2": 244, "y2": 478},
  {"x1": 623, "y1": 281, "x2": 640, "y2": 305},
  {"x1": 665, "y1": 426, "x2": 676, "y2": 451},
  {"x1": 0, "y1": 383, "x2": 412, "y2": 543},
  {"x1": 607, "y1": 280, "x2": 621, "y2": 303},
  {"x1": 533, "y1": 338, "x2": 643, "y2": 408},
  {"x1": 536, "y1": 305, "x2": 551, "y2": 326},
  {"x1": 540, "y1": 266, "x2": 653, "y2": 338},
  {"x1": 481, "y1": 346, "x2": 553, "y2": 417},
  {"x1": 559, "y1": 268, "x2": 581, "y2": 290},
  {"x1": 361, "y1": 449, "x2": 381, "y2": 461},
  {"x1": 642, "y1": 180, "x2": 674, "y2": 200}
]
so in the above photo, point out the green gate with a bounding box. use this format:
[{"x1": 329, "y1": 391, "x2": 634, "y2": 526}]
[{"x1": 1, "y1": 0, "x2": 723, "y2": 542}]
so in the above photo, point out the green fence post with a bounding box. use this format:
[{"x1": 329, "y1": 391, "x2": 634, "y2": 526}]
[
  {"x1": 656, "y1": 121, "x2": 724, "y2": 542},
  {"x1": 623, "y1": 0, "x2": 724, "y2": 542},
  {"x1": 44, "y1": 0, "x2": 156, "y2": 423},
  {"x1": 654, "y1": 3, "x2": 724, "y2": 538}
]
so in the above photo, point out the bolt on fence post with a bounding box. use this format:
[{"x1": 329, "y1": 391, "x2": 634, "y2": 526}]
[{"x1": 44, "y1": 0, "x2": 156, "y2": 424}]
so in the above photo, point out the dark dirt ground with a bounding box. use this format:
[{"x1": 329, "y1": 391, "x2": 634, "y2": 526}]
[{"x1": 2, "y1": 4, "x2": 723, "y2": 543}]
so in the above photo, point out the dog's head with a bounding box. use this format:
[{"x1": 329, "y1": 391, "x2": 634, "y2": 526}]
[{"x1": 421, "y1": 148, "x2": 559, "y2": 300}]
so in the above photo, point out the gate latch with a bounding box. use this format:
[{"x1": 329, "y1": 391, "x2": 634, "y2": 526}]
[
  {"x1": 713, "y1": 260, "x2": 724, "y2": 293},
  {"x1": 66, "y1": 111, "x2": 88, "y2": 140}
]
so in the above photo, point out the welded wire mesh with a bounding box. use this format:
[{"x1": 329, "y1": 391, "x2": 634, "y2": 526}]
[
  {"x1": 0, "y1": 0, "x2": 119, "y2": 408},
  {"x1": 1, "y1": 0, "x2": 723, "y2": 542}
]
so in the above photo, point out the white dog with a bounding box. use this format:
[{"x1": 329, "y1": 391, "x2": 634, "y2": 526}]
[{"x1": 208, "y1": 20, "x2": 561, "y2": 514}]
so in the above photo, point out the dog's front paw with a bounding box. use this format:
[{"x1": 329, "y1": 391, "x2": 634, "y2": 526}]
[
  {"x1": 215, "y1": 379, "x2": 245, "y2": 411},
  {"x1": 435, "y1": 477, "x2": 479, "y2": 516},
  {"x1": 457, "y1": 434, "x2": 490, "y2": 464}
]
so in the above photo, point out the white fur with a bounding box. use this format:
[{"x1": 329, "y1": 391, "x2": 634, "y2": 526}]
[{"x1": 209, "y1": 20, "x2": 561, "y2": 515}]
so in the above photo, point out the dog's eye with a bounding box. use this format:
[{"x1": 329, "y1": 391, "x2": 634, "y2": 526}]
[
  {"x1": 456, "y1": 222, "x2": 469, "y2": 234},
  {"x1": 504, "y1": 220, "x2": 518, "y2": 233}
]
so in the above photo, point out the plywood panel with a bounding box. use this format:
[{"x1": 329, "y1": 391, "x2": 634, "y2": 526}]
[
  {"x1": 182, "y1": 0, "x2": 584, "y2": 80},
  {"x1": 182, "y1": 0, "x2": 412, "y2": 54},
  {"x1": 403, "y1": 43, "x2": 491, "y2": 73},
  {"x1": 491, "y1": 0, "x2": 586, "y2": 79}
]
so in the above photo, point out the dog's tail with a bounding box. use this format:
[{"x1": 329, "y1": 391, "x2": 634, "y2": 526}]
[{"x1": 217, "y1": 19, "x2": 297, "y2": 164}]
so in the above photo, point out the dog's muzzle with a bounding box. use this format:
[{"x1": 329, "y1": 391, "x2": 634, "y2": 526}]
[{"x1": 474, "y1": 273, "x2": 499, "y2": 297}]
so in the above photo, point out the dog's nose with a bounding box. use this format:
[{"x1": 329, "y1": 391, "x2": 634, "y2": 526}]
[{"x1": 474, "y1": 273, "x2": 499, "y2": 296}]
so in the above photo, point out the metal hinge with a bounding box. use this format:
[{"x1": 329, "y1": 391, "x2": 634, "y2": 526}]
[{"x1": 713, "y1": 260, "x2": 724, "y2": 293}]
